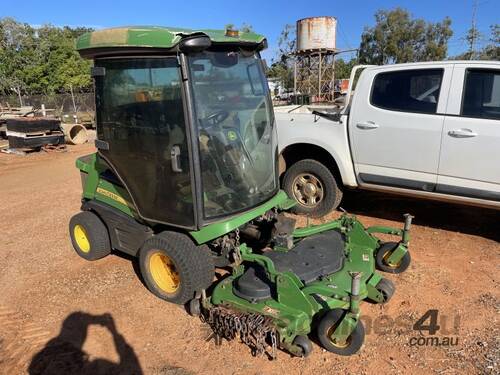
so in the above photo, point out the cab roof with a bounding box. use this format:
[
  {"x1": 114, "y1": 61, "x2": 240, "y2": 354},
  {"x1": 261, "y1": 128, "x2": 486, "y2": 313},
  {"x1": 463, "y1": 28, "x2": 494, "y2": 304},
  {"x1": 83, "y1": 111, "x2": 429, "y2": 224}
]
[{"x1": 76, "y1": 26, "x2": 267, "y2": 58}]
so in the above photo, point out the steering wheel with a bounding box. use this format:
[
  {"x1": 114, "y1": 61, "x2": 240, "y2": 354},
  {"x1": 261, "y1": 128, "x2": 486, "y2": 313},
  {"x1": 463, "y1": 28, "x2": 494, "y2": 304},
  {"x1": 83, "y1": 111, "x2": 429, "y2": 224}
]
[{"x1": 204, "y1": 110, "x2": 229, "y2": 127}]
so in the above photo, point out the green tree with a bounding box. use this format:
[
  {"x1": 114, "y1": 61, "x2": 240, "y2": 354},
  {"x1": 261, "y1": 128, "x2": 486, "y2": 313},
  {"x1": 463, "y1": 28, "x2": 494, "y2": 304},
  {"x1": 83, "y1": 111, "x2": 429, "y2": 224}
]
[
  {"x1": 224, "y1": 23, "x2": 253, "y2": 33},
  {"x1": 0, "y1": 18, "x2": 38, "y2": 99},
  {"x1": 240, "y1": 23, "x2": 254, "y2": 33},
  {"x1": 334, "y1": 58, "x2": 357, "y2": 79},
  {"x1": 479, "y1": 24, "x2": 499, "y2": 60},
  {"x1": 358, "y1": 8, "x2": 453, "y2": 64},
  {"x1": 452, "y1": 24, "x2": 499, "y2": 60},
  {"x1": 267, "y1": 24, "x2": 295, "y2": 90},
  {"x1": 0, "y1": 17, "x2": 92, "y2": 97}
]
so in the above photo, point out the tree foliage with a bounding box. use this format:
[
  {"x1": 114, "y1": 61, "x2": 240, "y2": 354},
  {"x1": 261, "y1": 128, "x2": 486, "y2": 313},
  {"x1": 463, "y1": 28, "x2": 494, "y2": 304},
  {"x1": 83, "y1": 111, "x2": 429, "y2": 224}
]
[
  {"x1": 266, "y1": 24, "x2": 295, "y2": 90},
  {"x1": 0, "y1": 17, "x2": 92, "y2": 96},
  {"x1": 359, "y1": 8, "x2": 453, "y2": 64},
  {"x1": 334, "y1": 58, "x2": 357, "y2": 79},
  {"x1": 452, "y1": 24, "x2": 499, "y2": 60},
  {"x1": 224, "y1": 23, "x2": 254, "y2": 33},
  {"x1": 482, "y1": 24, "x2": 500, "y2": 60}
]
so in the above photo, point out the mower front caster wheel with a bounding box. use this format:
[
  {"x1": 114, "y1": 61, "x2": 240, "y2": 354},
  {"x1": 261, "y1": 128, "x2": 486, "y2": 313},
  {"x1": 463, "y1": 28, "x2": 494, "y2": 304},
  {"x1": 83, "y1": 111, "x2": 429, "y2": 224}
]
[
  {"x1": 292, "y1": 335, "x2": 313, "y2": 357},
  {"x1": 374, "y1": 278, "x2": 395, "y2": 304},
  {"x1": 139, "y1": 232, "x2": 214, "y2": 305},
  {"x1": 317, "y1": 309, "x2": 365, "y2": 356},
  {"x1": 187, "y1": 298, "x2": 201, "y2": 317},
  {"x1": 376, "y1": 242, "x2": 411, "y2": 274},
  {"x1": 69, "y1": 211, "x2": 111, "y2": 261}
]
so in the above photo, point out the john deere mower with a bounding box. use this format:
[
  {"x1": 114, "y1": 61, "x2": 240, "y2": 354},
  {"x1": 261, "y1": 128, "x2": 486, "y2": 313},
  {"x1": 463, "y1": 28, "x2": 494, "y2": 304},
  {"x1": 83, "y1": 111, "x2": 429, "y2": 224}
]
[{"x1": 70, "y1": 26, "x2": 412, "y2": 358}]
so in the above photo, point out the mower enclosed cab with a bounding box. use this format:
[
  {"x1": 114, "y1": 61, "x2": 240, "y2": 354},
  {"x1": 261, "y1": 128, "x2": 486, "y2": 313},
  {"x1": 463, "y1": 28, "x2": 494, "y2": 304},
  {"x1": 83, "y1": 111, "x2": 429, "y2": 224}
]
[{"x1": 71, "y1": 26, "x2": 412, "y2": 358}]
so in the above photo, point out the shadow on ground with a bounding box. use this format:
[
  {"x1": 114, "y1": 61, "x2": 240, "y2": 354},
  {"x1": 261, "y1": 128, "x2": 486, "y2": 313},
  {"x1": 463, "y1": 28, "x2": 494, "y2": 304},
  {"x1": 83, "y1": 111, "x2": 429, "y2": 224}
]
[
  {"x1": 28, "y1": 312, "x2": 143, "y2": 375},
  {"x1": 341, "y1": 190, "x2": 500, "y2": 242}
]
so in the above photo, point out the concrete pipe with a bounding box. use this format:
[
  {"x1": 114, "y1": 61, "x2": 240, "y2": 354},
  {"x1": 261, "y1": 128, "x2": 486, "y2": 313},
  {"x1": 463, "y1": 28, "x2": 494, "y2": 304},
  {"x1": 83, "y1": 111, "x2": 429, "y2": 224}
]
[{"x1": 61, "y1": 123, "x2": 88, "y2": 145}]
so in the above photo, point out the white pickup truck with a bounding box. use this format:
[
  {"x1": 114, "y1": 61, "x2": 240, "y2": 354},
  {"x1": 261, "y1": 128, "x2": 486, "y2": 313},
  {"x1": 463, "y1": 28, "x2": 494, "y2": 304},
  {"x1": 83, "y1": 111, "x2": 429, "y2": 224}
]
[{"x1": 276, "y1": 61, "x2": 500, "y2": 217}]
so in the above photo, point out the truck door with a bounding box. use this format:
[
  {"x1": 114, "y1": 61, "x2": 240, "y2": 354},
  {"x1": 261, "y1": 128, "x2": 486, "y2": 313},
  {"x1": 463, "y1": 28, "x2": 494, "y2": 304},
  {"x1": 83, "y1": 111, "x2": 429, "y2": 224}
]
[
  {"x1": 437, "y1": 65, "x2": 500, "y2": 201},
  {"x1": 349, "y1": 66, "x2": 451, "y2": 192}
]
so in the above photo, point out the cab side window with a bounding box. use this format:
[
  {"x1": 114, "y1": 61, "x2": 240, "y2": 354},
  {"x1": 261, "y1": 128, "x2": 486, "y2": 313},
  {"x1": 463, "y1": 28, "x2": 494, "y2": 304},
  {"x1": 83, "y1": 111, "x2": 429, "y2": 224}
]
[
  {"x1": 371, "y1": 69, "x2": 444, "y2": 114},
  {"x1": 462, "y1": 69, "x2": 500, "y2": 120}
]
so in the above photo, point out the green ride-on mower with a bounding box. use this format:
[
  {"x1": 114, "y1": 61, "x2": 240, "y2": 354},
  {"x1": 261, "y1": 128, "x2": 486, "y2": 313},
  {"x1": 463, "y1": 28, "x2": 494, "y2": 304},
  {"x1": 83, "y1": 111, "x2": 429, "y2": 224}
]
[{"x1": 70, "y1": 26, "x2": 412, "y2": 358}]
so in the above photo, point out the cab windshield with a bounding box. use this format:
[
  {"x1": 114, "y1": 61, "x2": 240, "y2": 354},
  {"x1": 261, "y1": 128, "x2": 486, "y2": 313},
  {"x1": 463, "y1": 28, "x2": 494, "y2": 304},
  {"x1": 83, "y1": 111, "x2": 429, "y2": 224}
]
[{"x1": 188, "y1": 51, "x2": 278, "y2": 218}]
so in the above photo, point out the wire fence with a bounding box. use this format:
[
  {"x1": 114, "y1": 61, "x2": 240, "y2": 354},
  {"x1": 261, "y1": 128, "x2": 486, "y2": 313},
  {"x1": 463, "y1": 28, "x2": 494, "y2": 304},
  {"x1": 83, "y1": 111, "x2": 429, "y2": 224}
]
[{"x1": 0, "y1": 91, "x2": 95, "y2": 121}]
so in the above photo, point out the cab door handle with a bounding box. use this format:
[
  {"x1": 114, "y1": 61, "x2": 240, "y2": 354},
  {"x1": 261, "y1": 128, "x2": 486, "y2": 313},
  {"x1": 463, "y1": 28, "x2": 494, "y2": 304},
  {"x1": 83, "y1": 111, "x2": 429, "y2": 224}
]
[
  {"x1": 356, "y1": 121, "x2": 379, "y2": 130},
  {"x1": 448, "y1": 128, "x2": 477, "y2": 138},
  {"x1": 170, "y1": 145, "x2": 183, "y2": 172}
]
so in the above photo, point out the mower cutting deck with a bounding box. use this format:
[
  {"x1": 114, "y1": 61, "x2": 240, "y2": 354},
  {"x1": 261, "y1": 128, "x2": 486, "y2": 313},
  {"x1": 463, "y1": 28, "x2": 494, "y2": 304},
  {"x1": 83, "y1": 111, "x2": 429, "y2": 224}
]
[{"x1": 69, "y1": 25, "x2": 412, "y2": 358}]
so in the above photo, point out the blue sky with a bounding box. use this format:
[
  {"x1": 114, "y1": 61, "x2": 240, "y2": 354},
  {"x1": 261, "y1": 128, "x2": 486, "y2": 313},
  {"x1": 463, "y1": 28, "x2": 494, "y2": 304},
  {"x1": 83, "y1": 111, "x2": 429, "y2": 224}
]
[{"x1": 2, "y1": 0, "x2": 498, "y2": 61}]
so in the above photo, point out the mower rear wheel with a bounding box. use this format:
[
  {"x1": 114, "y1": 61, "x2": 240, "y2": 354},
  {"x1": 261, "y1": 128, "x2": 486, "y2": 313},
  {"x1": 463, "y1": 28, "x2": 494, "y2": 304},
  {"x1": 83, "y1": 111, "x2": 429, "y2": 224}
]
[
  {"x1": 139, "y1": 232, "x2": 214, "y2": 305},
  {"x1": 376, "y1": 242, "x2": 411, "y2": 274},
  {"x1": 317, "y1": 309, "x2": 365, "y2": 356},
  {"x1": 69, "y1": 211, "x2": 111, "y2": 261}
]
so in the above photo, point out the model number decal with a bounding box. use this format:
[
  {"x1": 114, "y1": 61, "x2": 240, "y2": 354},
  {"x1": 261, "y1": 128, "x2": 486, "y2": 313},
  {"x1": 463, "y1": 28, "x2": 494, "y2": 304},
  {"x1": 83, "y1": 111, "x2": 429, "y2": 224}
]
[{"x1": 96, "y1": 187, "x2": 128, "y2": 206}]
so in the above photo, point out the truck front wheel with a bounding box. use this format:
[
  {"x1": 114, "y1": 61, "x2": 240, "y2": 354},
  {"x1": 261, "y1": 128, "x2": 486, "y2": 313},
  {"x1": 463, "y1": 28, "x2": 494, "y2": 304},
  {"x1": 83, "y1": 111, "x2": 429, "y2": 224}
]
[{"x1": 283, "y1": 159, "x2": 342, "y2": 217}]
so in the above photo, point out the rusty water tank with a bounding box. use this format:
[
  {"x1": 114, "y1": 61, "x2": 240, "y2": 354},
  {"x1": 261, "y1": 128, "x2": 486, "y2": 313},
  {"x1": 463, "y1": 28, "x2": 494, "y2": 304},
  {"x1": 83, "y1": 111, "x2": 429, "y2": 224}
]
[{"x1": 296, "y1": 16, "x2": 337, "y2": 52}]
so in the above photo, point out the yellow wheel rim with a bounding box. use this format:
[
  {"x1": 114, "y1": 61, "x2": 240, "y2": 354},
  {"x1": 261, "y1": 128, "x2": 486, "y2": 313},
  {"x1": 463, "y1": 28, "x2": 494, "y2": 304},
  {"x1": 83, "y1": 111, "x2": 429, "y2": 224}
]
[
  {"x1": 149, "y1": 252, "x2": 180, "y2": 293},
  {"x1": 327, "y1": 325, "x2": 351, "y2": 349},
  {"x1": 74, "y1": 224, "x2": 91, "y2": 253},
  {"x1": 383, "y1": 250, "x2": 402, "y2": 269}
]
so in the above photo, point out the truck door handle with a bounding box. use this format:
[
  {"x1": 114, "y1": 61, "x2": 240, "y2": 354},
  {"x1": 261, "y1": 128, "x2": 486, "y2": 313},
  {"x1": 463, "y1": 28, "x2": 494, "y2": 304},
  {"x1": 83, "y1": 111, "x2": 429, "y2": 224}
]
[
  {"x1": 356, "y1": 121, "x2": 379, "y2": 130},
  {"x1": 448, "y1": 128, "x2": 477, "y2": 138},
  {"x1": 170, "y1": 145, "x2": 183, "y2": 172}
]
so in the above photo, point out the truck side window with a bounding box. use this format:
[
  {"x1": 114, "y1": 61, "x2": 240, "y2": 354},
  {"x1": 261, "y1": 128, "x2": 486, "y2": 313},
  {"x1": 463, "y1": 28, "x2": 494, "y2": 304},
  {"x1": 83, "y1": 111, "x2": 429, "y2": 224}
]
[
  {"x1": 371, "y1": 69, "x2": 443, "y2": 114},
  {"x1": 462, "y1": 69, "x2": 500, "y2": 120}
]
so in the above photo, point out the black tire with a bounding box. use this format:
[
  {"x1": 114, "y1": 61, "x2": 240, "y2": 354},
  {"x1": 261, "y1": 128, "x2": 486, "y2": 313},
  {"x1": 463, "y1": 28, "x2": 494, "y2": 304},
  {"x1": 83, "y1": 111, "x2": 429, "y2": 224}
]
[
  {"x1": 373, "y1": 278, "x2": 395, "y2": 304},
  {"x1": 292, "y1": 335, "x2": 313, "y2": 357},
  {"x1": 376, "y1": 242, "x2": 411, "y2": 274},
  {"x1": 6, "y1": 118, "x2": 61, "y2": 133},
  {"x1": 69, "y1": 211, "x2": 111, "y2": 261},
  {"x1": 283, "y1": 159, "x2": 342, "y2": 218},
  {"x1": 139, "y1": 232, "x2": 214, "y2": 304},
  {"x1": 317, "y1": 309, "x2": 365, "y2": 356},
  {"x1": 187, "y1": 298, "x2": 201, "y2": 317}
]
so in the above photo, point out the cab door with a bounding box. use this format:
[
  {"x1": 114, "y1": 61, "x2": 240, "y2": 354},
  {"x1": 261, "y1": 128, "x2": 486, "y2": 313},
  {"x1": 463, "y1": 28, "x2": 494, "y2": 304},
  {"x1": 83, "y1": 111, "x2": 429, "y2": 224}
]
[
  {"x1": 94, "y1": 57, "x2": 196, "y2": 227},
  {"x1": 349, "y1": 66, "x2": 452, "y2": 191},
  {"x1": 437, "y1": 64, "x2": 500, "y2": 201}
]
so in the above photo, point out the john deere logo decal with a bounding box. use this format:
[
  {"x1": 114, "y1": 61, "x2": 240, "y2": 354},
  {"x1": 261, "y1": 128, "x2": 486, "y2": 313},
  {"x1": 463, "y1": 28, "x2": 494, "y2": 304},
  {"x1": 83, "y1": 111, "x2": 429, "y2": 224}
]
[{"x1": 227, "y1": 130, "x2": 237, "y2": 141}]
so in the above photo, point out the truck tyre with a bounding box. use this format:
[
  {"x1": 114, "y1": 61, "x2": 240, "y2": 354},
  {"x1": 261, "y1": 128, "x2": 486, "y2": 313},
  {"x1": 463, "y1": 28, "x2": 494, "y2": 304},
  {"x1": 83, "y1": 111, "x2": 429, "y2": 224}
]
[
  {"x1": 139, "y1": 232, "x2": 214, "y2": 305},
  {"x1": 283, "y1": 159, "x2": 342, "y2": 217},
  {"x1": 69, "y1": 211, "x2": 111, "y2": 261}
]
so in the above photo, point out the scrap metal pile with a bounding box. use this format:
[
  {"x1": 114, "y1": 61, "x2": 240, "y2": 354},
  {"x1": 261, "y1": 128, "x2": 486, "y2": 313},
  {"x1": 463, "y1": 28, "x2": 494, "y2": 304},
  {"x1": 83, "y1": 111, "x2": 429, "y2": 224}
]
[{"x1": 0, "y1": 106, "x2": 89, "y2": 154}]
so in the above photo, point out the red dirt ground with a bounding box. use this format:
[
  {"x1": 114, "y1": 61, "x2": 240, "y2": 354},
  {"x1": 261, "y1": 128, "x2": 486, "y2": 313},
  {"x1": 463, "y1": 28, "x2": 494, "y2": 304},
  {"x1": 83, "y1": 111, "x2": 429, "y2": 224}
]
[{"x1": 0, "y1": 143, "x2": 498, "y2": 374}]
